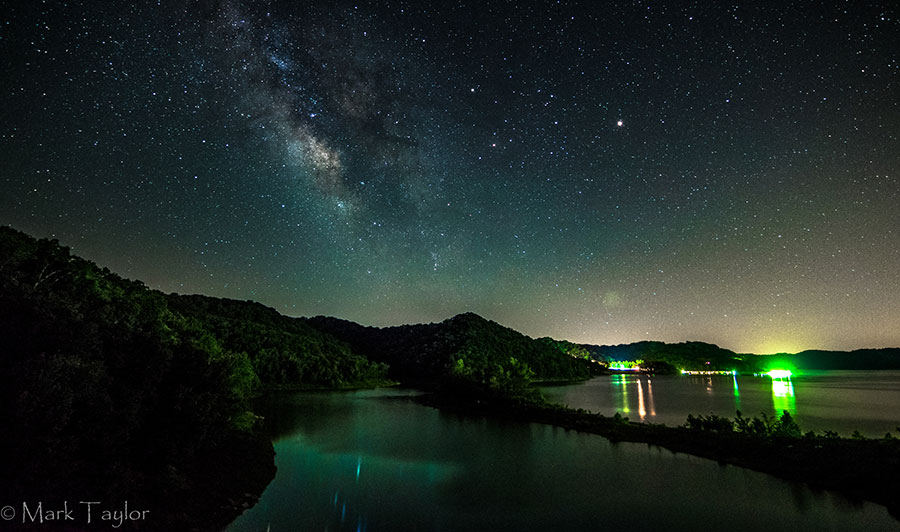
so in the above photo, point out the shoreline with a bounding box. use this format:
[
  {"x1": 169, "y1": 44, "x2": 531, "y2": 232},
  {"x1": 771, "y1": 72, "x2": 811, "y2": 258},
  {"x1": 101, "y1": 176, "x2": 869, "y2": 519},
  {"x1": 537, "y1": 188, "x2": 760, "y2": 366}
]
[
  {"x1": 417, "y1": 390, "x2": 900, "y2": 521},
  {"x1": 259, "y1": 379, "x2": 400, "y2": 392}
]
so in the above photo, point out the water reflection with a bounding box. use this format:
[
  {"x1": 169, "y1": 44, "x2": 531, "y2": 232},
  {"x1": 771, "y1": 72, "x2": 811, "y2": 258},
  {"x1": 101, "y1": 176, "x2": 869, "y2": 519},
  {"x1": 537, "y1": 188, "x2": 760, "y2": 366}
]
[
  {"x1": 541, "y1": 371, "x2": 900, "y2": 437},
  {"x1": 611, "y1": 372, "x2": 799, "y2": 420},
  {"x1": 635, "y1": 377, "x2": 658, "y2": 421},
  {"x1": 229, "y1": 388, "x2": 900, "y2": 531},
  {"x1": 611, "y1": 375, "x2": 659, "y2": 422},
  {"x1": 637, "y1": 379, "x2": 646, "y2": 420},
  {"x1": 612, "y1": 374, "x2": 630, "y2": 414},
  {"x1": 606, "y1": 372, "x2": 804, "y2": 425},
  {"x1": 772, "y1": 377, "x2": 796, "y2": 414}
]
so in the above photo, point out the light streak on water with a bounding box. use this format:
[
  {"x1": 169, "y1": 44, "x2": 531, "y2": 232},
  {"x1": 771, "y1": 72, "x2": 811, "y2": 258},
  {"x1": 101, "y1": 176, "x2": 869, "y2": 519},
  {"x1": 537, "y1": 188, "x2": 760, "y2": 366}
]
[
  {"x1": 772, "y1": 378, "x2": 796, "y2": 414},
  {"x1": 637, "y1": 379, "x2": 646, "y2": 420},
  {"x1": 613, "y1": 374, "x2": 630, "y2": 414}
]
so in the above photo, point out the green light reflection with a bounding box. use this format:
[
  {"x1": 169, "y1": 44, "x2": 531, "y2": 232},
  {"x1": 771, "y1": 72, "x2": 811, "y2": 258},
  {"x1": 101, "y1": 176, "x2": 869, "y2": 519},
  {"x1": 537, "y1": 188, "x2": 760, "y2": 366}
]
[
  {"x1": 771, "y1": 378, "x2": 796, "y2": 414},
  {"x1": 612, "y1": 374, "x2": 630, "y2": 414}
]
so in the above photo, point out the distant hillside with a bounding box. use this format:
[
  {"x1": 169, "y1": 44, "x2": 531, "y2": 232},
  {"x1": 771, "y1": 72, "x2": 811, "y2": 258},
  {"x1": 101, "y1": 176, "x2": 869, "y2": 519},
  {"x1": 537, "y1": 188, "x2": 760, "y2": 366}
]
[
  {"x1": 306, "y1": 312, "x2": 594, "y2": 383},
  {"x1": 581, "y1": 340, "x2": 753, "y2": 373},
  {"x1": 166, "y1": 294, "x2": 389, "y2": 388},
  {"x1": 755, "y1": 349, "x2": 900, "y2": 371},
  {"x1": 579, "y1": 340, "x2": 900, "y2": 372}
]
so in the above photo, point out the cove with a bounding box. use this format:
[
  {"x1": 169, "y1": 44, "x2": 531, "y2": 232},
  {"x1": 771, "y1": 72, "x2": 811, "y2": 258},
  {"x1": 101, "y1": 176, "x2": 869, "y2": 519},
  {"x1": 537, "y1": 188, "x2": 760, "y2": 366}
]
[{"x1": 228, "y1": 388, "x2": 897, "y2": 531}]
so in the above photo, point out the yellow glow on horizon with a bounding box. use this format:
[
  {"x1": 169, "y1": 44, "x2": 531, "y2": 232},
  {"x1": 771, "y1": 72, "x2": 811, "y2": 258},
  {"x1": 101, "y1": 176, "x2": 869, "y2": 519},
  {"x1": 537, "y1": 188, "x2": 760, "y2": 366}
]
[
  {"x1": 732, "y1": 321, "x2": 823, "y2": 355},
  {"x1": 750, "y1": 338, "x2": 810, "y2": 355}
]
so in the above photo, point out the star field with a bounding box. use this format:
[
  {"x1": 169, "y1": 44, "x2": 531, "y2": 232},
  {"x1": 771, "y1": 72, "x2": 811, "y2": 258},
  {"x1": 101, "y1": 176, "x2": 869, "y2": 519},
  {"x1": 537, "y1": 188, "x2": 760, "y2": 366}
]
[{"x1": 2, "y1": 0, "x2": 899, "y2": 353}]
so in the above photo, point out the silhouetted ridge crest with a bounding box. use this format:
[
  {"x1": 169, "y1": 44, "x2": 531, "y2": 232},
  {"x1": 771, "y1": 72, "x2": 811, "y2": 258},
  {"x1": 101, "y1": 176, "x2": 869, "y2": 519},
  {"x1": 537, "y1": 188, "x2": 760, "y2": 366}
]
[
  {"x1": 0, "y1": 225, "x2": 275, "y2": 530},
  {"x1": 305, "y1": 312, "x2": 592, "y2": 382},
  {"x1": 576, "y1": 339, "x2": 900, "y2": 372},
  {"x1": 167, "y1": 295, "x2": 389, "y2": 388}
]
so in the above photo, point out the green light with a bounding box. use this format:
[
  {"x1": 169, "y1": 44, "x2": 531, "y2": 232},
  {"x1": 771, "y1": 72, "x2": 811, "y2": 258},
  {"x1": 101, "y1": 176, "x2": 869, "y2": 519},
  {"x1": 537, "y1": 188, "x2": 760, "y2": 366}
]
[{"x1": 766, "y1": 369, "x2": 792, "y2": 379}]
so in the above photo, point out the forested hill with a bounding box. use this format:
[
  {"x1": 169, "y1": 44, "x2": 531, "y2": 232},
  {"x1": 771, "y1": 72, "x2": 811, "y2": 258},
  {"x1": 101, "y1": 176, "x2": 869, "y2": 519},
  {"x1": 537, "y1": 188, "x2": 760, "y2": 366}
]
[
  {"x1": 579, "y1": 340, "x2": 900, "y2": 372},
  {"x1": 166, "y1": 294, "x2": 389, "y2": 388},
  {"x1": 5, "y1": 222, "x2": 898, "y2": 530},
  {"x1": 0, "y1": 226, "x2": 583, "y2": 527},
  {"x1": 581, "y1": 341, "x2": 751, "y2": 373},
  {"x1": 756, "y1": 348, "x2": 900, "y2": 371},
  {"x1": 0, "y1": 226, "x2": 274, "y2": 529},
  {"x1": 305, "y1": 312, "x2": 594, "y2": 383}
]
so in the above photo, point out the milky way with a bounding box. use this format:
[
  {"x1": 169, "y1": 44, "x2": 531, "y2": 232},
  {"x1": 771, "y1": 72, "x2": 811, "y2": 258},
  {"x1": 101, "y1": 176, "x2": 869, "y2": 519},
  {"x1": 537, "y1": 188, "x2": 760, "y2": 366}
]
[{"x1": 2, "y1": 0, "x2": 899, "y2": 352}]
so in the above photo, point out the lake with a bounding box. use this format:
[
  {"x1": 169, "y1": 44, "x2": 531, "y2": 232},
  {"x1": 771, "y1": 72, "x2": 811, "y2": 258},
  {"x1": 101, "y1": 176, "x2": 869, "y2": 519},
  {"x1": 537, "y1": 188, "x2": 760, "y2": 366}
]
[
  {"x1": 542, "y1": 370, "x2": 900, "y2": 437},
  {"x1": 226, "y1": 385, "x2": 899, "y2": 531}
]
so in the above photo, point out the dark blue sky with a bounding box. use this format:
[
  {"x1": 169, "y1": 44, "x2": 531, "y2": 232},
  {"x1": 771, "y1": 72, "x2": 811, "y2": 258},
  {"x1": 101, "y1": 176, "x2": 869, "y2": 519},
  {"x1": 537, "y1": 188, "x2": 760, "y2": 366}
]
[{"x1": 3, "y1": 0, "x2": 899, "y2": 352}]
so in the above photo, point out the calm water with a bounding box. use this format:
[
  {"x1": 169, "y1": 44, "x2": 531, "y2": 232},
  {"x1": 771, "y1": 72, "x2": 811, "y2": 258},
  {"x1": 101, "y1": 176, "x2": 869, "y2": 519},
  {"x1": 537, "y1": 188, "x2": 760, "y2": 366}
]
[
  {"x1": 542, "y1": 370, "x2": 900, "y2": 437},
  {"x1": 227, "y1": 387, "x2": 898, "y2": 532}
]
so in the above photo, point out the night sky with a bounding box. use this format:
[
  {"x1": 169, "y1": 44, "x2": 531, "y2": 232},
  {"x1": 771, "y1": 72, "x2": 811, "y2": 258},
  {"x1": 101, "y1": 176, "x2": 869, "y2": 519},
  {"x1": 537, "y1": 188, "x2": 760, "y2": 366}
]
[{"x1": 2, "y1": 1, "x2": 899, "y2": 353}]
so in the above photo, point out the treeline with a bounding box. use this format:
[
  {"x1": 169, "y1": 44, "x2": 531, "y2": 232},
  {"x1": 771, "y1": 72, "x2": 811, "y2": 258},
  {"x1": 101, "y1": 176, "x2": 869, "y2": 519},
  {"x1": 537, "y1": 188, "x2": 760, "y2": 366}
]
[
  {"x1": 167, "y1": 294, "x2": 389, "y2": 388},
  {"x1": 0, "y1": 227, "x2": 273, "y2": 529},
  {"x1": 426, "y1": 388, "x2": 900, "y2": 519},
  {"x1": 582, "y1": 340, "x2": 755, "y2": 373},
  {"x1": 580, "y1": 340, "x2": 900, "y2": 372},
  {"x1": 0, "y1": 226, "x2": 594, "y2": 528},
  {"x1": 537, "y1": 337, "x2": 592, "y2": 361},
  {"x1": 761, "y1": 349, "x2": 900, "y2": 371},
  {"x1": 5, "y1": 224, "x2": 900, "y2": 526},
  {"x1": 0, "y1": 227, "x2": 387, "y2": 529},
  {"x1": 306, "y1": 312, "x2": 594, "y2": 386}
]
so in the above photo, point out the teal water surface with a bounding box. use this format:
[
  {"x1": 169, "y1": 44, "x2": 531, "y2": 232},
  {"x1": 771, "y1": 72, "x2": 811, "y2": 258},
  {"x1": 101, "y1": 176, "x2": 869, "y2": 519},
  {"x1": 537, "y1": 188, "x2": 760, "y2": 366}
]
[{"x1": 227, "y1": 387, "x2": 898, "y2": 531}]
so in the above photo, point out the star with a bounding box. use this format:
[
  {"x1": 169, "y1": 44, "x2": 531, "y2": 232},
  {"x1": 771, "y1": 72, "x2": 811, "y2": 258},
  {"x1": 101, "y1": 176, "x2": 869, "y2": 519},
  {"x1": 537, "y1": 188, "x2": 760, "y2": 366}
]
[{"x1": 1, "y1": 0, "x2": 897, "y2": 352}]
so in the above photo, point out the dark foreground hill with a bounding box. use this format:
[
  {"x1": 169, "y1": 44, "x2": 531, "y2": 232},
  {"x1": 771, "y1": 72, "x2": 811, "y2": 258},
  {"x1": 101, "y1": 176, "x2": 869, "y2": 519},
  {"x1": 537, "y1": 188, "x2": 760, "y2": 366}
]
[
  {"x1": 0, "y1": 226, "x2": 592, "y2": 529},
  {"x1": 0, "y1": 226, "x2": 274, "y2": 530}
]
